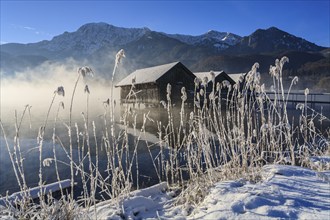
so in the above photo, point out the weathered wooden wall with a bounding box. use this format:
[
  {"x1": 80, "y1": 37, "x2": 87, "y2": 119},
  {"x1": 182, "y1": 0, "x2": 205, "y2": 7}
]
[{"x1": 119, "y1": 62, "x2": 195, "y2": 106}]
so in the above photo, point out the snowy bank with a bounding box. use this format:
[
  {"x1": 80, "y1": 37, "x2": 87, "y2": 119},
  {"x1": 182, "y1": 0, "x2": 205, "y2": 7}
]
[
  {"x1": 189, "y1": 165, "x2": 330, "y2": 219},
  {"x1": 0, "y1": 179, "x2": 71, "y2": 207},
  {"x1": 92, "y1": 164, "x2": 330, "y2": 220}
]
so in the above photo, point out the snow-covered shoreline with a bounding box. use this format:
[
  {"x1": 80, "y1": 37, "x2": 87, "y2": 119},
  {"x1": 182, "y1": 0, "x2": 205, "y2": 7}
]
[{"x1": 91, "y1": 162, "x2": 330, "y2": 220}]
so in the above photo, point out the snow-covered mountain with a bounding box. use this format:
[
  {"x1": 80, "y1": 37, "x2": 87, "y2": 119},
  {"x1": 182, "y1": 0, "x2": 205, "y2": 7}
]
[
  {"x1": 39, "y1": 23, "x2": 241, "y2": 55},
  {"x1": 38, "y1": 22, "x2": 151, "y2": 54},
  {"x1": 1, "y1": 22, "x2": 328, "y2": 83},
  {"x1": 227, "y1": 27, "x2": 324, "y2": 54},
  {"x1": 167, "y1": 30, "x2": 242, "y2": 50}
]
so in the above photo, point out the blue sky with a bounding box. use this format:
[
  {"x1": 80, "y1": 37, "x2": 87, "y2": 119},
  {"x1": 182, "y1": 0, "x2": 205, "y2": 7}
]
[{"x1": 1, "y1": 0, "x2": 329, "y2": 47}]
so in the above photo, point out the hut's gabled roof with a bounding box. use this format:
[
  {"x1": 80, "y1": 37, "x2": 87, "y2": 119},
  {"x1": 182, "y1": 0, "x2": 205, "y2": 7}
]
[
  {"x1": 115, "y1": 61, "x2": 180, "y2": 87},
  {"x1": 228, "y1": 73, "x2": 245, "y2": 84},
  {"x1": 193, "y1": 71, "x2": 224, "y2": 83},
  {"x1": 193, "y1": 71, "x2": 245, "y2": 85}
]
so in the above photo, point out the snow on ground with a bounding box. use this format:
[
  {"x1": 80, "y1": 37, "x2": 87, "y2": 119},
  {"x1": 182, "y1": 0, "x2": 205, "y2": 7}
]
[
  {"x1": 189, "y1": 165, "x2": 330, "y2": 220},
  {"x1": 93, "y1": 161, "x2": 330, "y2": 220}
]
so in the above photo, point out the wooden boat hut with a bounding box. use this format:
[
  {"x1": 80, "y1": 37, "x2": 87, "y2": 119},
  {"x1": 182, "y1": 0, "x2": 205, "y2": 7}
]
[
  {"x1": 115, "y1": 61, "x2": 195, "y2": 106},
  {"x1": 193, "y1": 71, "x2": 242, "y2": 92}
]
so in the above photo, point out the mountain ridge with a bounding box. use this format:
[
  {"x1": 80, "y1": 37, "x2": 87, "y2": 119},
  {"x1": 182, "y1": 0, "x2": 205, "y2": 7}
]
[{"x1": 1, "y1": 22, "x2": 329, "y2": 91}]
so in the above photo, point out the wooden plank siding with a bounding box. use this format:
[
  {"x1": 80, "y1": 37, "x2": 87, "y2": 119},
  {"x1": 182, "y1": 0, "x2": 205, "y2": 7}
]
[
  {"x1": 157, "y1": 63, "x2": 195, "y2": 104},
  {"x1": 117, "y1": 62, "x2": 195, "y2": 106}
]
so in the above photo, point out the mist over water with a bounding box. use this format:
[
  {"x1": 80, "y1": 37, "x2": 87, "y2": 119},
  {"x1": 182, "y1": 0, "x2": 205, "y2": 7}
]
[
  {"x1": 0, "y1": 61, "x2": 118, "y2": 194},
  {"x1": 0, "y1": 60, "x2": 122, "y2": 135}
]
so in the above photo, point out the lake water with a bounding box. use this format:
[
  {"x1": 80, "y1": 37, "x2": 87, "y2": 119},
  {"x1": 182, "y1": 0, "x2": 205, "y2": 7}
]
[{"x1": 1, "y1": 101, "x2": 329, "y2": 199}]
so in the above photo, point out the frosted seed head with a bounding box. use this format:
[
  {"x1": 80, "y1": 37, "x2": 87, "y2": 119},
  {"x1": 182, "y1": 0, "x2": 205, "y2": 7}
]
[
  {"x1": 260, "y1": 84, "x2": 265, "y2": 93},
  {"x1": 55, "y1": 86, "x2": 65, "y2": 97},
  {"x1": 209, "y1": 91, "x2": 214, "y2": 100},
  {"x1": 304, "y1": 88, "x2": 309, "y2": 96},
  {"x1": 216, "y1": 82, "x2": 221, "y2": 92},
  {"x1": 115, "y1": 49, "x2": 125, "y2": 65},
  {"x1": 253, "y1": 129, "x2": 257, "y2": 137},
  {"x1": 255, "y1": 72, "x2": 261, "y2": 83},
  {"x1": 84, "y1": 85, "x2": 90, "y2": 94},
  {"x1": 37, "y1": 126, "x2": 45, "y2": 143},
  {"x1": 42, "y1": 158, "x2": 53, "y2": 167},
  {"x1": 103, "y1": 98, "x2": 110, "y2": 106},
  {"x1": 60, "y1": 101, "x2": 65, "y2": 109},
  {"x1": 78, "y1": 66, "x2": 94, "y2": 78},
  {"x1": 43, "y1": 158, "x2": 53, "y2": 167},
  {"x1": 252, "y1": 62, "x2": 259, "y2": 72},
  {"x1": 222, "y1": 80, "x2": 231, "y2": 88},
  {"x1": 280, "y1": 56, "x2": 289, "y2": 67},
  {"x1": 166, "y1": 83, "x2": 172, "y2": 95},
  {"x1": 275, "y1": 59, "x2": 280, "y2": 68},
  {"x1": 199, "y1": 89, "x2": 204, "y2": 96},
  {"x1": 194, "y1": 77, "x2": 201, "y2": 87},
  {"x1": 189, "y1": 112, "x2": 194, "y2": 120},
  {"x1": 296, "y1": 103, "x2": 304, "y2": 110},
  {"x1": 160, "y1": 100, "x2": 167, "y2": 109},
  {"x1": 181, "y1": 87, "x2": 186, "y2": 94},
  {"x1": 292, "y1": 76, "x2": 299, "y2": 85},
  {"x1": 202, "y1": 76, "x2": 209, "y2": 87},
  {"x1": 308, "y1": 120, "x2": 314, "y2": 127},
  {"x1": 181, "y1": 87, "x2": 187, "y2": 101},
  {"x1": 270, "y1": 85, "x2": 276, "y2": 93},
  {"x1": 269, "y1": 65, "x2": 275, "y2": 76},
  {"x1": 210, "y1": 71, "x2": 215, "y2": 83},
  {"x1": 194, "y1": 101, "x2": 200, "y2": 109},
  {"x1": 255, "y1": 85, "x2": 261, "y2": 93}
]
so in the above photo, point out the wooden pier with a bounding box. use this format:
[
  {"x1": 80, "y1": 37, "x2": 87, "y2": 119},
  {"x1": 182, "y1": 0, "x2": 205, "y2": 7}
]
[{"x1": 266, "y1": 91, "x2": 330, "y2": 110}]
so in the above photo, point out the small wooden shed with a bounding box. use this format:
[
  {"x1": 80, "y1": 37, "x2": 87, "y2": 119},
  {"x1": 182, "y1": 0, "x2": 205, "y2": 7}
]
[
  {"x1": 115, "y1": 62, "x2": 195, "y2": 105},
  {"x1": 193, "y1": 71, "x2": 244, "y2": 92}
]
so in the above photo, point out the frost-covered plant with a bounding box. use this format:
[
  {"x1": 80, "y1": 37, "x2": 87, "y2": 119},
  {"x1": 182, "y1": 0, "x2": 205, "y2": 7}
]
[{"x1": 1, "y1": 54, "x2": 329, "y2": 219}]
